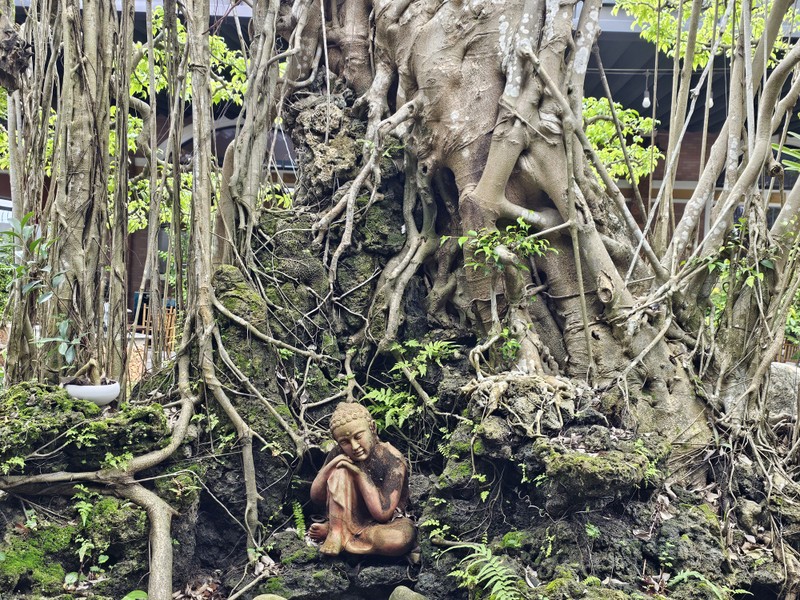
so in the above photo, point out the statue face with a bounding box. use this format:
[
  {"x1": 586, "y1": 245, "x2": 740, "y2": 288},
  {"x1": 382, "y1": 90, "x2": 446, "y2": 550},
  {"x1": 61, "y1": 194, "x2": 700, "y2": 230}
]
[{"x1": 332, "y1": 418, "x2": 376, "y2": 462}]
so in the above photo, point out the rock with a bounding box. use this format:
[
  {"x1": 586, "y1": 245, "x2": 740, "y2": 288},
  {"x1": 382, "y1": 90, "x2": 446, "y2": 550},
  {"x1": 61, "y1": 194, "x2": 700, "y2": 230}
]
[
  {"x1": 253, "y1": 595, "x2": 288, "y2": 600},
  {"x1": 389, "y1": 585, "x2": 428, "y2": 600},
  {"x1": 766, "y1": 362, "x2": 800, "y2": 418},
  {"x1": 355, "y1": 565, "x2": 411, "y2": 589},
  {"x1": 737, "y1": 499, "x2": 764, "y2": 535}
]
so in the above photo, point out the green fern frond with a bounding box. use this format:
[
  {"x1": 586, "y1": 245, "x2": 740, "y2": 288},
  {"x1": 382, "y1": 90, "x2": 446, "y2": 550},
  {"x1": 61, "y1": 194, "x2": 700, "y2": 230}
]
[
  {"x1": 443, "y1": 542, "x2": 525, "y2": 600},
  {"x1": 292, "y1": 500, "x2": 306, "y2": 539}
]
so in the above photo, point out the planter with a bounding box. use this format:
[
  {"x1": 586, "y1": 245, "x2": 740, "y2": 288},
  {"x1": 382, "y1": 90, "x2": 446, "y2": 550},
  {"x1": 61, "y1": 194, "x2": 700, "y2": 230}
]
[{"x1": 64, "y1": 381, "x2": 120, "y2": 406}]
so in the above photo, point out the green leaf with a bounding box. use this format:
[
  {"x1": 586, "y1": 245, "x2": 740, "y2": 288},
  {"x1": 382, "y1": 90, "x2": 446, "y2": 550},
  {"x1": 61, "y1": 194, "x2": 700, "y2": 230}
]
[
  {"x1": 37, "y1": 291, "x2": 53, "y2": 304},
  {"x1": 760, "y1": 259, "x2": 775, "y2": 270},
  {"x1": 21, "y1": 280, "x2": 43, "y2": 295},
  {"x1": 64, "y1": 345, "x2": 76, "y2": 364},
  {"x1": 64, "y1": 572, "x2": 79, "y2": 585},
  {"x1": 121, "y1": 592, "x2": 148, "y2": 600}
]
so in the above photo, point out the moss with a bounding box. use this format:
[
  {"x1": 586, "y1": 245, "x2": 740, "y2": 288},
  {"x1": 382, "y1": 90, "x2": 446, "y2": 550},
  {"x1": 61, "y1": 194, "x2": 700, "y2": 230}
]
[
  {"x1": 694, "y1": 503, "x2": 721, "y2": 530},
  {"x1": 154, "y1": 463, "x2": 206, "y2": 510},
  {"x1": 362, "y1": 197, "x2": 405, "y2": 256},
  {"x1": 544, "y1": 448, "x2": 648, "y2": 506},
  {"x1": 438, "y1": 458, "x2": 473, "y2": 490},
  {"x1": 280, "y1": 546, "x2": 318, "y2": 565},
  {"x1": 0, "y1": 524, "x2": 75, "y2": 593},
  {"x1": 543, "y1": 566, "x2": 583, "y2": 597},
  {"x1": 258, "y1": 576, "x2": 290, "y2": 596},
  {"x1": 65, "y1": 403, "x2": 169, "y2": 470},
  {"x1": 213, "y1": 265, "x2": 268, "y2": 329},
  {"x1": 0, "y1": 383, "x2": 100, "y2": 473},
  {"x1": 500, "y1": 530, "x2": 526, "y2": 549}
]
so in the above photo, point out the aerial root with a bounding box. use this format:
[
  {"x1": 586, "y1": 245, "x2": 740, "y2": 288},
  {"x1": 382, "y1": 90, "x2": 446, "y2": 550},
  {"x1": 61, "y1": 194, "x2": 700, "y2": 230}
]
[{"x1": 462, "y1": 372, "x2": 583, "y2": 437}]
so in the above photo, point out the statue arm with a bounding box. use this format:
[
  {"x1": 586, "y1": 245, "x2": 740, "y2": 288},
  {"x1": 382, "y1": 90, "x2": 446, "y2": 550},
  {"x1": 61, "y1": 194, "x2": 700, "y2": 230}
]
[{"x1": 342, "y1": 459, "x2": 406, "y2": 522}]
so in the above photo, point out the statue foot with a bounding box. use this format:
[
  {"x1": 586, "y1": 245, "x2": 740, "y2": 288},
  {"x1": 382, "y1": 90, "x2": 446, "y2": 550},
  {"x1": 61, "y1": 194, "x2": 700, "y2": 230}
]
[
  {"x1": 308, "y1": 522, "x2": 329, "y2": 543},
  {"x1": 319, "y1": 531, "x2": 344, "y2": 556}
]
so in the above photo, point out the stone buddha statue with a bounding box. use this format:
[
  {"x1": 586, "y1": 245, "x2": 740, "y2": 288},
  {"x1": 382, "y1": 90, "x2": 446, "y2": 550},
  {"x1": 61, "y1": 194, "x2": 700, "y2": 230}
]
[{"x1": 308, "y1": 402, "x2": 417, "y2": 556}]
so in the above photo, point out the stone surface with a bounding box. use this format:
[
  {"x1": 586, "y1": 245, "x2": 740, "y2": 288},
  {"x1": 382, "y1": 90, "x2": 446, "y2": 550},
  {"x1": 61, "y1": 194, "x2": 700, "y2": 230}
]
[
  {"x1": 766, "y1": 362, "x2": 800, "y2": 418},
  {"x1": 389, "y1": 585, "x2": 428, "y2": 600}
]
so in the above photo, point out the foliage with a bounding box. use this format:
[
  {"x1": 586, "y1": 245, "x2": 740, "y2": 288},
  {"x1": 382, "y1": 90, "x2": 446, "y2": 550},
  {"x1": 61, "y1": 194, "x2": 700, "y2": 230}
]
[
  {"x1": 669, "y1": 569, "x2": 752, "y2": 600},
  {"x1": 130, "y1": 7, "x2": 247, "y2": 106},
  {"x1": 582, "y1": 97, "x2": 662, "y2": 185},
  {"x1": 364, "y1": 339, "x2": 459, "y2": 431},
  {"x1": 0, "y1": 212, "x2": 64, "y2": 303},
  {"x1": 773, "y1": 132, "x2": 800, "y2": 173},
  {"x1": 292, "y1": 501, "x2": 306, "y2": 539},
  {"x1": 786, "y1": 299, "x2": 800, "y2": 346},
  {"x1": 453, "y1": 217, "x2": 554, "y2": 273},
  {"x1": 363, "y1": 387, "x2": 419, "y2": 431},
  {"x1": 391, "y1": 339, "x2": 458, "y2": 379},
  {"x1": 261, "y1": 183, "x2": 294, "y2": 210},
  {"x1": 444, "y1": 542, "x2": 526, "y2": 600},
  {"x1": 420, "y1": 518, "x2": 452, "y2": 540},
  {"x1": 613, "y1": 0, "x2": 798, "y2": 67}
]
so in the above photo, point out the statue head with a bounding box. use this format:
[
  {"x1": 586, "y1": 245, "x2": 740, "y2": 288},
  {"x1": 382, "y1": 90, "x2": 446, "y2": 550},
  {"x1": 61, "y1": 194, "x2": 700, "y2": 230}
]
[{"x1": 329, "y1": 402, "x2": 377, "y2": 462}]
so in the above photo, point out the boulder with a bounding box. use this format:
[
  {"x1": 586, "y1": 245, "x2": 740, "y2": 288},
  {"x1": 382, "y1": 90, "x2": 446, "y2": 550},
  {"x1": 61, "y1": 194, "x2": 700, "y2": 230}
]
[
  {"x1": 767, "y1": 362, "x2": 800, "y2": 418},
  {"x1": 389, "y1": 585, "x2": 428, "y2": 600}
]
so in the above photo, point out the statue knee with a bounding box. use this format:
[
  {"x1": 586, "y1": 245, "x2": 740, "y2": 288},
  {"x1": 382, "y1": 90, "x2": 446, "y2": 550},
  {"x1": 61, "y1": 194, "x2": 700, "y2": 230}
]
[{"x1": 326, "y1": 465, "x2": 355, "y2": 495}]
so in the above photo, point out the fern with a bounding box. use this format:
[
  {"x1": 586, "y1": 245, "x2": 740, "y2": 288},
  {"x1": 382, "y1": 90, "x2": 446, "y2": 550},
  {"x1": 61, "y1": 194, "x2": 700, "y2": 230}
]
[
  {"x1": 363, "y1": 387, "x2": 419, "y2": 431},
  {"x1": 444, "y1": 542, "x2": 526, "y2": 600},
  {"x1": 291, "y1": 500, "x2": 306, "y2": 539},
  {"x1": 669, "y1": 570, "x2": 752, "y2": 600}
]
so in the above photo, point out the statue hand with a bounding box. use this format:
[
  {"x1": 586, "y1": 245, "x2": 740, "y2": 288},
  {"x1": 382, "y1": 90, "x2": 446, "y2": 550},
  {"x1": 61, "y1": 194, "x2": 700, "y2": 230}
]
[{"x1": 335, "y1": 458, "x2": 362, "y2": 475}]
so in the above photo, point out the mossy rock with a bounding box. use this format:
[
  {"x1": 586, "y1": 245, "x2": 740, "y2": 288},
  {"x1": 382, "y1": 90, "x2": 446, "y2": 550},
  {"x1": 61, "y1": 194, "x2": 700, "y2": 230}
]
[
  {"x1": 64, "y1": 403, "x2": 169, "y2": 470},
  {"x1": 542, "y1": 446, "x2": 649, "y2": 513},
  {"x1": 154, "y1": 463, "x2": 207, "y2": 510},
  {"x1": 0, "y1": 383, "x2": 100, "y2": 474},
  {"x1": 361, "y1": 195, "x2": 405, "y2": 257},
  {"x1": 213, "y1": 265, "x2": 268, "y2": 330},
  {"x1": 0, "y1": 383, "x2": 168, "y2": 474},
  {"x1": 0, "y1": 521, "x2": 75, "y2": 594}
]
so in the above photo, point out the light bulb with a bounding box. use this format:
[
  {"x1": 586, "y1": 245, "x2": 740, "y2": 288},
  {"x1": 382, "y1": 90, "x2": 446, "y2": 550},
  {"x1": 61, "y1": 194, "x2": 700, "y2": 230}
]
[{"x1": 642, "y1": 90, "x2": 651, "y2": 109}]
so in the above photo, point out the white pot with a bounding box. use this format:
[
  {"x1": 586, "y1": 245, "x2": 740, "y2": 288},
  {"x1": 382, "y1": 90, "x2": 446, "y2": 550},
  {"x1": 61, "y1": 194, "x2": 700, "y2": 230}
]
[{"x1": 64, "y1": 381, "x2": 120, "y2": 406}]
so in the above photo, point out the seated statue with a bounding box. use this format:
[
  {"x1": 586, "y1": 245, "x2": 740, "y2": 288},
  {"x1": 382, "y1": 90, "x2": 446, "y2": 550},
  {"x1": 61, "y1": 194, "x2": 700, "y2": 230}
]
[{"x1": 308, "y1": 402, "x2": 417, "y2": 556}]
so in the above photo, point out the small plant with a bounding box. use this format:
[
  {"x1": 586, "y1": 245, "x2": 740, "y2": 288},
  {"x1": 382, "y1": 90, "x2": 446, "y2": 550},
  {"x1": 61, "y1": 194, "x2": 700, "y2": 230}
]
[
  {"x1": 444, "y1": 542, "x2": 526, "y2": 600},
  {"x1": 261, "y1": 183, "x2": 293, "y2": 209},
  {"x1": 0, "y1": 456, "x2": 25, "y2": 475},
  {"x1": 450, "y1": 217, "x2": 554, "y2": 273},
  {"x1": 102, "y1": 451, "x2": 134, "y2": 470},
  {"x1": 121, "y1": 591, "x2": 148, "y2": 600},
  {"x1": 291, "y1": 500, "x2": 306, "y2": 539},
  {"x1": 669, "y1": 569, "x2": 752, "y2": 600},
  {"x1": 363, "y1": 387, "x2": 419, "y2": 431},
  {"x1": 658, "y1": 539, "x2": 675, "y2": 569},
  {"x1": 633, "y1": 438, "x2": 660, "y2": 486},
  {"x1": 390, "y1": 339, "x2": 458, "y2": 379},
  {"x1": 540, "y1": 527, "x2": 555, "y2": 559},
  {"x1": 584, "y1": 521, "x2": 601, "y2": 541},
  {"x1": 499, "y1": 327, "x2": 521, "y2": 362},
  {"x1": 420, "y1": 518, "x2": 452, "y2": 540}
]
